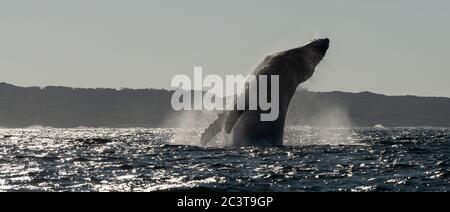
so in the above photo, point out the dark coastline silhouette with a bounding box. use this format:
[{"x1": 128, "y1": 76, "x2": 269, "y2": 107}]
[{"x1": 0, "y1": 82, "x2": 449, "y2": 128}]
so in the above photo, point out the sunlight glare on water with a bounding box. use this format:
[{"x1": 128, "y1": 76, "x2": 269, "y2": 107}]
[{"x1": 0, "y1": 127, "x2": 449, "y2": 192}]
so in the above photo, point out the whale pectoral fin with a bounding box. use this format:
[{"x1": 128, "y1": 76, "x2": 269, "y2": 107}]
[
  {"x1": 224, "y1": 110, "x2": 244, "y2": 134},
  {"x1": 200, "y1": 111, "x2": 228, "y2": 146},
  {"x1": 224, "y1": 83, "x2": 253, "y2": 134}
]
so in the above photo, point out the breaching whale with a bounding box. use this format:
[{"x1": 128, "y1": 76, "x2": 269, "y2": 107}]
[{"x1": 201, "y1": 38, "x2": 330, "y2": 147}]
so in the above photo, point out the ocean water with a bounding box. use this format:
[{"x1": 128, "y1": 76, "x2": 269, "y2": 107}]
[{"x1": 0, "y1": 127, "x2": 448, "y2": 192}]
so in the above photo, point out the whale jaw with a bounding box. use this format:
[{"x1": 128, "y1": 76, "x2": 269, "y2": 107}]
[{"x1": 272, "y1": 38, "x2": 330, "y2": 85}]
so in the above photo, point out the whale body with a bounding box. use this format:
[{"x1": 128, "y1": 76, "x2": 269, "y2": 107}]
[{"x1": 201, "y1": 38, "x2": 330, "y2": 147}]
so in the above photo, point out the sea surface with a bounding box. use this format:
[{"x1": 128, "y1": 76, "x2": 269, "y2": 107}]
[{"x1": 0, "y1": 127, "x2": 449, "y2": 192}]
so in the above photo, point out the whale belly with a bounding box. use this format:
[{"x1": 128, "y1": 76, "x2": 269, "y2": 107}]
[{"x1": 230, "y1": 111, "x2": 285, "y2": 147}]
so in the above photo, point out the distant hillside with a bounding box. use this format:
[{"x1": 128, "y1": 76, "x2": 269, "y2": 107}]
[
  {"x1": 0, "y1": 83, "x2": 174, "y2": 128},
  {"x1": 1, "y1": 83, "x2": 449, "y2": 128},
  {"x1": 288, "y1": 91, "x2": 450, "y2": 127}
]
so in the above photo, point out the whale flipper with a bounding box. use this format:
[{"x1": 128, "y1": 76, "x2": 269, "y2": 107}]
[
  {"x1": 200, "y1": 102, "x2": 243, "y2": 145},
  {"x1": 224, "y1": 109, "x2": 244, "y2": 134},
  {"x1": 200, "y1": 111, "x2": 228, "y2": 145}
]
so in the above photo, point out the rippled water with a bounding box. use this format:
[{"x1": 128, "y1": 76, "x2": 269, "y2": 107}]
[{"x1": 0, "y1": 127, "x2": 449, "y2": 192}]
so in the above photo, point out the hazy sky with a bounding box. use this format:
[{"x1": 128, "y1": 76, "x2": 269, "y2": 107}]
[{"x1": 1, "y1": 0, "x2": 449, "y2": 97}]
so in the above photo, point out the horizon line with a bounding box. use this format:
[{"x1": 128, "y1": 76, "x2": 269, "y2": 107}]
[{"x1": 1, "y1": 82, "x2": 449, "y2": 99}]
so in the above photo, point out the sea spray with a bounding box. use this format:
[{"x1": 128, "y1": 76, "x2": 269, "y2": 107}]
[
  {"x1": 285, "y1": 96, "x2": 360, "y2": 146},
  {"x1": 163, "y1": 110, "x2": 231, "y2": 147}
]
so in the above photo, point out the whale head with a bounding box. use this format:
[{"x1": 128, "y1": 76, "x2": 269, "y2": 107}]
[{"x1": 270, "y1": 38, "x2": 330, "y2": 84}]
